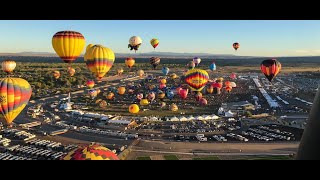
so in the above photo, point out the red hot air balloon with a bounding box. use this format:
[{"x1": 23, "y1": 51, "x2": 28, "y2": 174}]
[
  {"x1": 260, "y1": 59, "x2": 282, "y2": 82},
  {"x1": 179, "y1": 89, "x2": 189, "y2": 99}
]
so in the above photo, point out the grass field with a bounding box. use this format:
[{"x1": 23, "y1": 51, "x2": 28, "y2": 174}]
[
  {"x1": 136, "y1": 156, "x2": 152, "y2": 160},
  {"x1": 163, "y1": 155, "x2": 180, "y2": 160},
  {"x1": 193, "y1": 156, "x2": 220, "y2": 160},
  {"x1": 239, "y1": 156, "x2": 293, "y2": 160}
]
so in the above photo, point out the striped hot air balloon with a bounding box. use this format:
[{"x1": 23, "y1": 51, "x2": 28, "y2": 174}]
[
  {"x1": 125, "y1": 57, "x2": 135, "y2": 69},
  {"x1": 52, "y1": 31, "x2": 85, "y2": 64},
  {"x1": 150, "y1": 38, "x2": 159, "y2": 49},
  {"x1": 185, "y1": 69, "x2": 209, "y2": 92},
  {"x1": 62, "y1": 144, "x2": 119, "y2": 160},
  {"x1": 150, "y1": 57, "x2": 160, "y2": 69},
  {"x1": 1, "y1": 60, "x2": 16, "y2": 74},
  {"x1": 260, "y1": 59, "x2": 281, "y2": 82},
  {"x1": 0, "y1": 78, "x2": 32, "y2": 126},
  {"x1": 86, "y1": 80, "x2": 95, "y2": 89},
  {"x1": 85, "y1": 45, "x2": 115, "y2": 80}
]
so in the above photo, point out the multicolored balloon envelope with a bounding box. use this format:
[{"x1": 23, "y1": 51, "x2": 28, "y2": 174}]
[
  {"x1": 260, "y1": 59, "x2": 281, "y2": 82},
  {"x1": 150, "y1": 38, "x2": 159, "y2": 49},
  {"x1": 62, "y1": 144, "x2": 119, "y2": 160},
  {"x1": 150, "y1": 57, "x2": 160, "y2": 69},
  {"x1": 193, "y1": 57, "x2": 201, "y2": 66},
  {"x1": 67, "y1": 67, "x2": 76, "y2": 77},
  {"x1": 1, "y1": 60, "x2": 16, "y2": 74},
  {"x1": 185, "y1": 69, "x2": 209, "y2": 92},
  {"x1": 0, "y1": 78, "x2": 32, "y2": 125},
  {"x1": 86, "y1": 80, "x2": 95, "y2": 89},
  {"x1": 128, "y1": 36, "x2": 142, "y2": 52},
  {"x1": 85, "y1": 44, "x2": 115, "y2": 80},
  {"x1": 233, "y1": 42, "x2": 240, "y2": 51},
  {"x1": 52, "y1": 31, "x2": 85, "y2": 64}
]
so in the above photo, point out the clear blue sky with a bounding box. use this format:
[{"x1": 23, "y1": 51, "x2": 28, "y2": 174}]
[{"x1": 0, "y1": 20, "x2": 320, "y2": 56}]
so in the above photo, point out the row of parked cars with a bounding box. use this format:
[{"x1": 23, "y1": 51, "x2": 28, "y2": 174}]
[
  {"x1": 247, "y1": 127, "x2": 293, "y2": 141},
  {"x1": 26, "y1": 139, "x2": 77, "y2": 152},
  {"x1": 77, "y1": 126, "x2": 138, "y2": 139},
  {"x1": 2, "y1": 129, "x2": 36, "y2": 141},
  {"x1": 0, "y1": 152, "x2": 32, "y2": 160},
  {"x1": 5, "y1": 145, "x2": 67, "y2": 160},
  {"x1": 226, "y1": 133, "x2": 249, "y2": 142},
  {"x1": 0, "y1": 135, "x2": 11, "y2": 147}
]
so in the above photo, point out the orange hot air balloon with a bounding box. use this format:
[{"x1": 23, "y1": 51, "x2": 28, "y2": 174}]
[
  {"x1": 125, "y1": 57, "x2": 135, "y2": 69},
  {"x1": 67, "y1": 67, "x2": 76, "y2": 77},
  {"x1": 206, "y1": 87, "x2": 213, "y2": 94},
  {"x1": 118, "y1": 87, "x2": 126, "y2": 95},
  {"x1": 52, "y1": 31, "x2": 85, "y2": 65},
  {"x1": 86, "y1": 80, "x2": 95, "y2": 89},
  {"x1": 129, "y1": 104, "x2": 139, "y2": 114},
  {"x1": 233, "y1": 42, "x2": 240, "y2": 51},
  {"x1": 1, "y1": 60, "x2": 16, "y2": 74},
  {"x1": 160, "y1": 79, "x2": 167, "y2": 84},
  {"x1": 106, "y1": 92, "x2": 115, "y2": 100},
  {"x1": 170, "y1": 103, "x2": 178, "y2": 111},
  {"x1": 0, "y1": 78, "x2": 32, "y2": 126},
  {"x1": 224, "y1": 81, "x2": 231, "y2": 86},
  {"x1": 53, "y1": 71, "x2": 60, "y2": 80},
  {"x1": 260, "y1": 59, "x2": 282, "y2": 82},
  {"x1": 225, "y1": 86, "x2": 232, "y2": 92}
]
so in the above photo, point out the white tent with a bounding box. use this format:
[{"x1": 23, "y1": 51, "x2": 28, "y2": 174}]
[
  {"x1": 218, "y1": 107, "x2": 225, "y2": 116},
  {"x1": 195, "y1": 116, "x2": 204, "y2": 121},
  {"x1": 179, "y1": 116, "x2": 188, "y2": 121},
  {"x1": 170, "y1": 116, "x2": 179, "y2": 121},
  {"x1": 203, "y1": 115, "x2": 212, "y2": 120},
  {"x1": 187, "y1": 116, "x2": 195, "y2": 121},
  {"x1": 210, "y1": 114, "x2": 220, "y2": 120},
  {"x1": 149, "y1": 117, "x2": 159, "y2": 121}
]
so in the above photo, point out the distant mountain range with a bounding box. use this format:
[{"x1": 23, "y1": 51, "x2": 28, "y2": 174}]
[{"x1": 0, "y1": 51, "x2": 262, "y2": 59}]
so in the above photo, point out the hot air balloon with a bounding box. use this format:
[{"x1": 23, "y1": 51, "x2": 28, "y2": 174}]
[
  {"x1": 230, "y1": 73, "x2": 237, "y2": 79},
  {"x1": 185, "y1": 69, "x2": 209, "y2": 92},
  {"x1": 85, "y1": 45, "x2": 115, "y2": 80},
  {"x1": 99, "y1": 100, "x2": 107, "y2": 108},
  {"x1": 159, "y1": 83, "x2": 166, "y2": 89},
  {"x1": 1, "y1": 60, "x2": 16, "y2": 75},
  {"x1": 230, "y1": 82, "x2": 237, "y2": 88},
  {"x1": 52, "y1": 31, "x2": 85, "y2": 65},
  {"x1": 53, "y1": 71, "x2": 60, "y2": 80},
  {"x1": 187, "y1": 61, "x2": 196, "y2": 70},
  {"x1": 0, "y1": 78, "x2": 32, "y2": 126},
  {"x1": 67, "y1": 67, "x2": 76, "y2": 77},
  {"x1": 166, "y1": 90, "x2": 174, "y2": 100},
  {"x1": 140, "y1": 99, "x2": 149, "y2": 106},
  {"x1": 158, "y1": 92, "x2": 166, "y2": 100},
  {"x1": 129, "y1": 104, "x2": 140, "y2": 114},
  {"x1": 175, "y1": 87, "x2": 182, "y2": 95},
  {"x1": 206, "y1": 86, "x2": 214, "y2": 94},
  {"x1": 137, "y1": 69, "x2": 144, "y2": 77},
  {"x1": 160, "y1": 79, "x2": 167, "y2": 84},
  {"x1": 225, "y1": 86, "x2": 232, "y2": 93},
  {"x1": 150, "y1": 57, "x2": 160, "y2": 69},
  {"x1": 125, "y1": 57, "x2": 135, "y2": 69},
  {"x1": 118, "y1": 87, "x2": 126, "y2": 95},
  {"x1": 195, "y1": 92, "x2": 203, "y2": 101},
  {"x1": 117, "y1": 68, "x2": 124, "y2": 76},
  {"x1": 199, "y1": 98, "x2": 208, "y2": 106},
  {"x1": 162, "y1": 67, "x2": 170, "y2": 76},
  {"x1": 170, "y1": 73, "x2": 178, "y2": 80},
  {"x1": 62, "y1": 143, "x2": 119, "y2": 160},
  {"x1": 106, "y1": 92, "x2": 114, "y2": 100},
  {"x1": 160, "y1": 102, "x2": 166, "y2": 108},
  {"x1": 193, "y1": 57, "x2": 201, "y2": 66},
  {"x1": 84, "y1": 44, "x2": 94, "y2": 62},
  {"x1": 260, "y1": 59, "x2": 282, "y2": 82},
  {"x1": 209, "y1": 62, "x2": 216, "y2": 72},
  {"x1": 147, "y1": 92, "x2": 155, "y2": 102},
  {"x1": 128, "y1": 36, "x2": 142, "y2": 52},
  {"x1": 233, "y1": 42, "x2": 240, "y2": 51},
  {"x1": 150, "y1": 38, "x2": 159, "y2": 49},
  {"x1": 86, "y1": 80, "x2": 95, "y2": 89},
  {"x1": 225, "y1": 81, "x2": 231, "y2": 87},
  {"x1": 179, "y1": 89, "x2": 188, "y2": 99},
  {"x1": 136, "y1": 93, "x2": 144, "y2": 101},
  {"x1": 170, "y1": 103, "x2": 178, "y2": 111},
  {"x1": 88, "y1": 89, "x2": 98, "y2": 99}
]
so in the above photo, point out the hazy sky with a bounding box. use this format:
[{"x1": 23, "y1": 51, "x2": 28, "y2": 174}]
[{"x1": 0, "y1": 20, "x2": 320, "y2": 56}]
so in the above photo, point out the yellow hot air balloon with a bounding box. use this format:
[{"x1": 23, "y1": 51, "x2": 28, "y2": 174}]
[
  {"x1": 118, "y1": 87, "x2": 126, "y2": 95},
  {"x1": 53, "y1": 71, "x2": 60, "y2": 80},
  {"x1": 170, "y1": 73, "x2": 178, "y2": 79},
  {"x1": 1, "y1": 60, "x2": 16, "y2": 74},
  {"x1": 52, "y1": 31, "x2": 85, "y2": 65},
  {"x1": 137, "y1": 69, "x2": 144, "y2": 77},
  {"x1": 140, "y1": 99, "x2": 149, "y2": 106},
  {"x1": 106, "y1": 92, "x2": 114, "y2": 100},
  {"x1": 185, "y1": 69, "x2": 209, "y2": 92},
  {"x1": 84, "y1": 44, "x2": 94, "y2": 62},
  {"x1": 125, "y1": 58, "x2": 135, "y2": 69},
  {"x1": 170, "y1": 103, "x2": 178, "y2": 111},
  {"x1": 67, "y1": 67, "x2": 76, "y2": 77},
  {"x1": 0, "y1": 78, "x2": 32, "y2": 126},
  {"x1": 160, "y1": 78, "x2": 167, "y2": 84},
  {"x1": 117, "y1": 68, "x2": 124, "y2": 76},
  {"x1": 129, "y1": 104, "x2": 139, "y2": 114},
  {"x1": 150, "y1": 38, "x2": 159, "y2": 49},
  {"x1": 158, "y1": 92, "x2": 166, "y2": 100},
  {"x1": 86, "y1": 45, "x2": 115, "y2": 80}
]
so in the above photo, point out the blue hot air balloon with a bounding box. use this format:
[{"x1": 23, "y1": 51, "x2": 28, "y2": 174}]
[
  {"x1": 166, "y1": 90, "x2": 174, "y2": 100},
  {"x1": 209, "y1": 62, "x2": 216, "y2": 71},
  {"x1": 162, "y1": 67, "x2": 170, "y2": 76}
]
